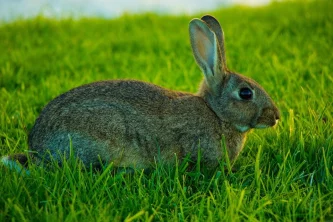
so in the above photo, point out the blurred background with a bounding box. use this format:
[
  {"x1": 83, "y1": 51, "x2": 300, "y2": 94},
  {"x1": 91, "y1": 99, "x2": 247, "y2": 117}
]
[{"x1": 0, "y1": 0, "x2": 273, "y2": 21}]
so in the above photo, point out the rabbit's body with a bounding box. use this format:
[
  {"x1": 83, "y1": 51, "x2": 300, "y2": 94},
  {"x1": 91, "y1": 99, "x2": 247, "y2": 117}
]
[
  {"x1": 1, "y1": 15, "x2": 279, "y2": 172},
  {"x1": 29, "y1": 80, "x2": 244, "y2": 169}
]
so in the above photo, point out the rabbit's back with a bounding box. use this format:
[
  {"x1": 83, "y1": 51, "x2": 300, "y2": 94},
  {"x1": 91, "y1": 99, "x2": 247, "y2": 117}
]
[{"x1": 28, "y1": 80, "x2": 223, "y2": 168}]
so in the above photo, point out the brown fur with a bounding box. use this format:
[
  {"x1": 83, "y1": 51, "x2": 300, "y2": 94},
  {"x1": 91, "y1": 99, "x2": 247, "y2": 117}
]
[{"x1": 4, "y1": 15, "x2": 279, "y2": 171}]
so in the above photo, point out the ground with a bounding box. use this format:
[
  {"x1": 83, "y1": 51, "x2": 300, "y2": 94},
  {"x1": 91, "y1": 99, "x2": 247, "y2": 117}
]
[{"x1": 0, "y1": 1, "x2": 332, "y2": 221}]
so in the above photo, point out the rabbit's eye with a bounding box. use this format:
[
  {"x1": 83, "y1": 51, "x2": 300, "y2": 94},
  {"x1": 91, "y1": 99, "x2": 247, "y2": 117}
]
[{"x1": 239, "y1": 88, "x2": 253, "y2": 100}]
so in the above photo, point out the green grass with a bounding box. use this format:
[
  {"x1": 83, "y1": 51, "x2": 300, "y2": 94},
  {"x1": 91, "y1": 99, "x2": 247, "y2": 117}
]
[{"x1": 1, "y1": 0, "x2": 333, "y2": 221}]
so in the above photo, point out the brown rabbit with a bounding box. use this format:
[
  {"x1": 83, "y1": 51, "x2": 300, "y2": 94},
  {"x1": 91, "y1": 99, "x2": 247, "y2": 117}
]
[{"x1": 1, "y1": 15, "x2": 279, "y2": 172}]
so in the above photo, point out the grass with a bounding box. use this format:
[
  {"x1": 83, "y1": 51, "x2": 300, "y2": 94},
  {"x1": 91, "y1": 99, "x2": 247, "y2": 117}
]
[{"x1": 0, "y1": 0, "x2": 332, "y2": 221}]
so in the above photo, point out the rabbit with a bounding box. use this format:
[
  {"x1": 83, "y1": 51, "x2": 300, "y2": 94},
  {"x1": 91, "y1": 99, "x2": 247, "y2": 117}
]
[{"x1": 1, "y1": 15, "x2": 280, "y2": 172}]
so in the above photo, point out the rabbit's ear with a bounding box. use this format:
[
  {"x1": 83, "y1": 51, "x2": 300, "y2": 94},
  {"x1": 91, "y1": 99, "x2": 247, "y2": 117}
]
[
  {"x1": 189, "y1": 19, "x2": 226, "y2": 94},
  {"x1": 201, "y1": 15, "x2": 227, "y2": 70}
]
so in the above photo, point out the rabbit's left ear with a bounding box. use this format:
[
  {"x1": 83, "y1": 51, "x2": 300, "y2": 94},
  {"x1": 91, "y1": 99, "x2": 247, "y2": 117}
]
[
  {"x1": 201, "y1": 15, "x2": 227, "y2": 70},
  {"x1": 189, "y1": 19, "x2": 226, "y2": 94}
]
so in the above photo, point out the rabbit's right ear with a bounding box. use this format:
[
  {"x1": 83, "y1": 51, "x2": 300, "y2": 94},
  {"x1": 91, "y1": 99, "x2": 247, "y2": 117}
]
[{"x1": 189, "y1": 19, "x2": 226, "y2": 94}]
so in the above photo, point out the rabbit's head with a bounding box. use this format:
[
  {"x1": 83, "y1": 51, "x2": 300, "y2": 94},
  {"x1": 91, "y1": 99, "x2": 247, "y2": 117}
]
[{"x1": 190, "y1": 15, "x2": 280, "y2": 133}]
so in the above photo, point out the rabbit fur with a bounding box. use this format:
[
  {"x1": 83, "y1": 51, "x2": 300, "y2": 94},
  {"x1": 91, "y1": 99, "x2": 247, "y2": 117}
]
[{"x1": 1, "y1": 15, "x2": 280, "y2": 171}]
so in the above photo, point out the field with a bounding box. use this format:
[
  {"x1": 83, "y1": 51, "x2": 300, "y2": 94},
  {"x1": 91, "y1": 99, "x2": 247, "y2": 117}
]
[{"x1": 0, "y1": 0, "x2": 332, "y2": 221}]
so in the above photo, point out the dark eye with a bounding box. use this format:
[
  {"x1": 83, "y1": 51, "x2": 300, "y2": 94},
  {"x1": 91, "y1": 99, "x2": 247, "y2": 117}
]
[{"x1": 239, "y1": 87, "x2": 253, "y2": 100}]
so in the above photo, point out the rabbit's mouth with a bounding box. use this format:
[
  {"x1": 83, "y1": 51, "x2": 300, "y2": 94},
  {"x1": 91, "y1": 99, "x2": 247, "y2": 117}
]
[
  {"x1": 253, "y1": 108, "x2": 280, "y2": 129},
  {"x1": 254, "y1": 121, "x2": 276, "y2": 129},
  {"x1": 236, "y1": 112, "x2": 279, "y2": 133}
]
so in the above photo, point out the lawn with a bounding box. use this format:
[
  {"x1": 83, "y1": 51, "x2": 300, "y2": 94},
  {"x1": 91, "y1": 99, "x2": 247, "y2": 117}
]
[{"x1": 0, "y1": 0, "x2": 332, "y2": 221}]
